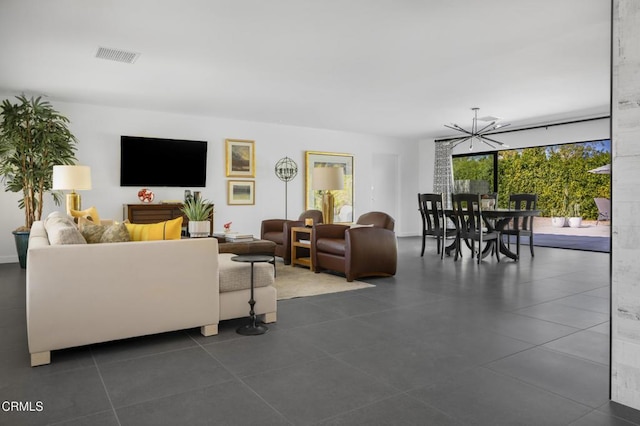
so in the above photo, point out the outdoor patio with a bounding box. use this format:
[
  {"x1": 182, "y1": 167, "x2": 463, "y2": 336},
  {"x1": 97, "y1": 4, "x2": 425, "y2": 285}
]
[
  {"x1": 530, "y1": 217, "x2": 611, "y2": 253},
  {"x1": 534, "y1": 217, "x2": 610, "y2": 237}
]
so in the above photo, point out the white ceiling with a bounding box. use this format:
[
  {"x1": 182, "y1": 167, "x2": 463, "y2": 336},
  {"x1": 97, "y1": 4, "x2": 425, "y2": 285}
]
[{"x1": 0, "y1": 0, "x2": 611, "y2": 140}]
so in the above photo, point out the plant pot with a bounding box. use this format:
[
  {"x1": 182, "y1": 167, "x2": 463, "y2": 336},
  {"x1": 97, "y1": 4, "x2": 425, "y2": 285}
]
[
  {"x1": 12, "y1": 230, "x2": 30, "y2": 269},
  {"x1": 568, "y1": 217, "x2": 583, "y2": 228},
  {"x1": 188, "y1": 221, "x2": 210, "y2": 238},
  {"x1": 551, "y1": 217, "x2": 567, "y2": 228}
]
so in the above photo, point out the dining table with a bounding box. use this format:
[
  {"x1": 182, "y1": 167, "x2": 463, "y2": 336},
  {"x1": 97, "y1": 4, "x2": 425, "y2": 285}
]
[{"x1": 444, "y1": 208, "x2": 540, "y2": 261}]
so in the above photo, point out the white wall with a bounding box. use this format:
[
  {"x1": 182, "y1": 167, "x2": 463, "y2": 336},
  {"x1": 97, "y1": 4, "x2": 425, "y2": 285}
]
[
  {"x1": 418, "y1": 117, "x2": 611, "y2": 195},
  {"x1": 0, "y1": 96, "x2": 420, "y2": 263}
]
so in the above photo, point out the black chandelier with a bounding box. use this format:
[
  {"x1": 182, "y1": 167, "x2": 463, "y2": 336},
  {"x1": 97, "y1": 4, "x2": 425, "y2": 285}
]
[{"x1": 445, "y1": 107, "x2": 510, "y2": 151}]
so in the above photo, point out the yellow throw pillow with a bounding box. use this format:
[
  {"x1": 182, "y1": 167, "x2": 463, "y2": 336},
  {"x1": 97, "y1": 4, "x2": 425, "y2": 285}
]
[
  {"x1": 125, "y1": 217, "x2": 183, "y2": 241},
  {"x1": 70, "y1": 206, "x2": 101, "y2": 224}
]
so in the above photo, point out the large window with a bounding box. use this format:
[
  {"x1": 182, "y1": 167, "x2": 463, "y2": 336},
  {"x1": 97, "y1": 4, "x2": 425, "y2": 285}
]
[
  {"x1": 452, "y1": 152, "x2": 497, "y2": 194},
  {"x1": 452, "y1": 140, "x2": 610, "y2": 219}
]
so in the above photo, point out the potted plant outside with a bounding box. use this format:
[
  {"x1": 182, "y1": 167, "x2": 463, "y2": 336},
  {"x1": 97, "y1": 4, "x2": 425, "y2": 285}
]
[
  {"x1": 0, "y1": 95, "x2": 78, "y2": 268},
  {"x1": 551, "y1": 186, "x2": 570, "y2": 227},
  {"x1": 551, "y1": 205, "x2": 569, "y2": 228},
  {"x1": 568, "y1": 203, "x2": 582, "y2": 228},
  {"x1": 180, "y1": 197, "x2": 214, "y2": 238},
  {"x1": 551, "y1": 213, "x2": 567, "y2": 228}
]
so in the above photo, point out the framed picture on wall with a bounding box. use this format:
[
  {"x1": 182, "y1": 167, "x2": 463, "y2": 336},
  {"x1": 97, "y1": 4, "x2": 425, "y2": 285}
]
[
  {"x1": 305, "y1": 151, "x2": 354, "y2": 223},
  {"x1": 227, "y1": 180, "x2": 255, "y2": 205},
  {"x1": 225, "y1": 139, "x2": 255, "y2": 177}
]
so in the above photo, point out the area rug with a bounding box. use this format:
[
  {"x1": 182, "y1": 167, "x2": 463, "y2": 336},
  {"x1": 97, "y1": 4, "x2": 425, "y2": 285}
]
[{"x1": 274, "y1": 264, "x2": 374, "y2": 300}]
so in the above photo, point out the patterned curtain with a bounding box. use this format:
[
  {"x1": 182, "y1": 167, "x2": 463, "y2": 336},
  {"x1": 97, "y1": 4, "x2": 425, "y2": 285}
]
[{"x1": 433, "y1": 141, "x2": 454, "y2": 208}]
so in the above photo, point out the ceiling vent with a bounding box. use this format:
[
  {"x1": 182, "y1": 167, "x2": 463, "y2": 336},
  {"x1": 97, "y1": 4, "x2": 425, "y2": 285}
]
[{"x1": 95, "y1": 47, "x2": 140, "y2": 64}]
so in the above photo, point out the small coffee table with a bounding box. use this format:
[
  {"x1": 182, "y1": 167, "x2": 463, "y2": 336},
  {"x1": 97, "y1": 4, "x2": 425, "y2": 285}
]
[{"x1": 231, "y1": 254, "x2": 273, "y2": 335}]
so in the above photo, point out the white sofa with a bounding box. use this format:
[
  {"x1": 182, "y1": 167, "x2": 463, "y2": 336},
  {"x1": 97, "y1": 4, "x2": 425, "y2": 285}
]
[{"x1": 26, "y1": 220, "x2": 276, "y2": 367}]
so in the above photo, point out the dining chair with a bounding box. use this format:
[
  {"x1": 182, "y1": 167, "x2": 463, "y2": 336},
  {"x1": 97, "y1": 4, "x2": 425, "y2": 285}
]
[
  {"x1": 417, "y1": 193, "x2": 456, "y2": 258},
  {"x1": 451, "y1": 193, "x2": 500, "y2": 264},
  {"x1": 502, "y1": 193, "x2": 537, "y2": 258},
  {"x1": 480, "y1": 192, "x2": 498, "y2": 210}
]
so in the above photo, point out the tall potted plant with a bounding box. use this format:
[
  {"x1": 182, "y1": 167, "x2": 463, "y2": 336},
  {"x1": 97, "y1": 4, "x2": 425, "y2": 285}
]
[
  {"x1": 180, "y1": 197, "x2": 214, "y2": 238},
  {"x1": 0, "y1": 95, "x2": 78, "y2": 267},
  {"x1": 568, "y1": 203, "x2": 582, "y2": 228},
  {"x1": 551, "y1": 186, "x2": 570, "y2": 227}
]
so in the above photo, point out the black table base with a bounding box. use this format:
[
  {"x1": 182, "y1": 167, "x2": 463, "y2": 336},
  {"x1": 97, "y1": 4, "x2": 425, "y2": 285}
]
[
  {"x1": 237, "y1": 322, "x2": 269, "y2": 336},
  {"x1": 231, "y1": 254, "x2": 273, "y2": 336},
  {"x1": 444, "y1": 209, "x2": 540, "y2": 261}
]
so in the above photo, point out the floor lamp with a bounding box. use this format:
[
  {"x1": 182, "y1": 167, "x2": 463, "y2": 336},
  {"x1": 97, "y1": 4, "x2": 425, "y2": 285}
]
[
  {"x1": 275, "y1": 157, "x2": 298, "y2": 219},
  {"x1": 312, "y1": 167, "x2": 344, "y2": 224},
  {"x1": 52, "y1": 165, "x2": 92, "y2": 214}
]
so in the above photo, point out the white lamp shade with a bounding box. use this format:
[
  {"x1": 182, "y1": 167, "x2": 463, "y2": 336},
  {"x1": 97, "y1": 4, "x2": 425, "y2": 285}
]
[
  {"x1": 52, "y1": 165, "x2": 92, "y2": 190},
  {"x1": 312, "y1": 167, "x2": 344, "y2": 191}
]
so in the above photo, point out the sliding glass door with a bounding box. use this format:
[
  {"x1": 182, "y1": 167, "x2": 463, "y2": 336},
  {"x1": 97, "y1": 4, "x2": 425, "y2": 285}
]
[
  {"x1": 452, "y1": 152, "x2": 497, "y2": 195},
  {"x1": 452, "y1": 139, "x2": 610, "y2": 218}
]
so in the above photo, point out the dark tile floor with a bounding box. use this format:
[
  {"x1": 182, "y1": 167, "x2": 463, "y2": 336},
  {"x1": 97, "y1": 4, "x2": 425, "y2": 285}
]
[{"x1": 0, "y1": 237, "x2": 638, "y2": 425}]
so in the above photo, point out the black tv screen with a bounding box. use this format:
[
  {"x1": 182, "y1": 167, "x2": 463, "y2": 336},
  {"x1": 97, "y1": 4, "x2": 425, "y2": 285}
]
[{"x1": 120, "y1": 136, "x2": 207, "y2": 187}]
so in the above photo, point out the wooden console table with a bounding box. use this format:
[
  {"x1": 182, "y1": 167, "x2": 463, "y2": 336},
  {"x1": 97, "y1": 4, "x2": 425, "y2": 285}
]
[
  {"x1": 291, "y1": 226, "x2": 312, "y2": 269},
  {"x1": 124, "y1": 203, "x2": 214, "y2": 236}
]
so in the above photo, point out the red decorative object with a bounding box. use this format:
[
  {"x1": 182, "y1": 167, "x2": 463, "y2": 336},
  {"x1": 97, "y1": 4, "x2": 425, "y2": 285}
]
[
  {"x1": 223, "y1": 221, "x2": 232, "y2": 233},
  {"x1": 138, "y1": 188, "x2": 154, "y2": 203}
]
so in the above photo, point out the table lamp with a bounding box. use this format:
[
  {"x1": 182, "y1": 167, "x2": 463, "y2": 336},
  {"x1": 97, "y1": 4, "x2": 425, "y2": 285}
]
[
  {"x1": 52, "y1": 165, "x2": 92, "y2": 214},
  {"x1": 312, "y1": 167, "x2": 344, "y2": 224}
]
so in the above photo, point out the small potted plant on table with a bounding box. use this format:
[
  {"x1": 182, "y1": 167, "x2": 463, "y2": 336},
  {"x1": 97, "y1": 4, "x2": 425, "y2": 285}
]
[{"x1": 181, "y1": 197, "x2": 214, "y2": 238}]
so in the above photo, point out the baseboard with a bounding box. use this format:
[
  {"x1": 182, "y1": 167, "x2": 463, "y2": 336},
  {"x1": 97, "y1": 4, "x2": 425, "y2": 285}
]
[
  {"x1": 0, "y1": 255, "x2": 18, "y2": 264},
  {"x1": 397, "y1": 233, "x2": 421, "y2": 238}
]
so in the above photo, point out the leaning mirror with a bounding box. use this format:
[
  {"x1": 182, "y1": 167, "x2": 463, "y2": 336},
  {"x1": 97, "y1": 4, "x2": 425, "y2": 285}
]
[{"x1": 305, "y1": 151, "x2": 354, "y2": 223}]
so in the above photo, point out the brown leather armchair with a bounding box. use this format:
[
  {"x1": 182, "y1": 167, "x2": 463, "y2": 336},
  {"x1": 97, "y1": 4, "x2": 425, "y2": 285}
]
[
  {"x1": 311, "y1": 211, "x2": 397, "y2": 282},
  {"x1": 261, "y1": 210, "x2": 323, "y2": 264}
]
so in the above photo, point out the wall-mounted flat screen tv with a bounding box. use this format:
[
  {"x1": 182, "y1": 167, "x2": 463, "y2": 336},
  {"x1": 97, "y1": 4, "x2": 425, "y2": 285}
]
[{"x1": 120, "y1": 136, "x2": 207, "y2": 187}]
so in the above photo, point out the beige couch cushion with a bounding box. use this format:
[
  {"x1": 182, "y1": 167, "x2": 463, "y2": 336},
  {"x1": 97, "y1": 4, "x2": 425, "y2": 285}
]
[
  {"x1": 44, "y1": 214, "x2": 86, "y2": 245},
  {"x1": 28, "y1": 221, "x2": 50, "y2": 249},
  {"x1": 217, "y1": 253, "x2": 275, "y2": 293}
]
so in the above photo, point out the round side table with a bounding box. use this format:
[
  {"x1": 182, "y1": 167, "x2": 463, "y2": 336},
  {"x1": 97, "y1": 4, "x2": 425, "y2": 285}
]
[{"x1": 231, "y1": 254, "x2": 273, "y2": 335}]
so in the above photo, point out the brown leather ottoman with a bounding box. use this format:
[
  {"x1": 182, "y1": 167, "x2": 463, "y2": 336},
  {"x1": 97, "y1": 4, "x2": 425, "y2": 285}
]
[{"x1": 216, "y1": 238, "x2": 277, "y2": 256}]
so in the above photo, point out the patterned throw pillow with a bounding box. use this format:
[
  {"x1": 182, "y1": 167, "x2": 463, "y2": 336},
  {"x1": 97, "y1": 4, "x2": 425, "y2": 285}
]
[
  {"x1": 125, "y1": 217, "x2": 183, "y2": 241},
  {"x1": 81, "y1": 222, "x2": 130, "y2": 244},
  {"x1": 80, "y1": 223, "x2": 106, "y2": 243},
  {"x1": 100, "y1": 223, "x2": 131, "y2": 243},
  {"x1": 70, "y1": 206, "x2": 101, "y2": 224}
]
